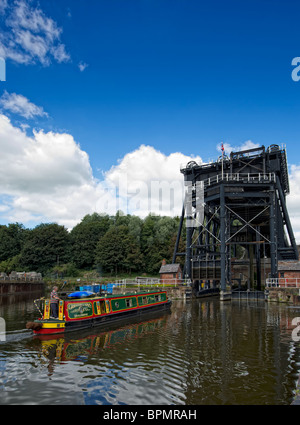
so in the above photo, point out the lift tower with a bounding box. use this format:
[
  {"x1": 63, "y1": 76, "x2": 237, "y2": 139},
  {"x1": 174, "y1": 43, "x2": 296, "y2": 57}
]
[{"x1": 173, "y1": 144, "x2": 298, "y2": 292}]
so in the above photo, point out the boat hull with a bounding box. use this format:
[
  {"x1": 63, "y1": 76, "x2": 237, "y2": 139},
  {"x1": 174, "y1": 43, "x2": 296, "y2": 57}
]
[{"x1": 29, "y1": 291, "x2": 172, "y2": 335}]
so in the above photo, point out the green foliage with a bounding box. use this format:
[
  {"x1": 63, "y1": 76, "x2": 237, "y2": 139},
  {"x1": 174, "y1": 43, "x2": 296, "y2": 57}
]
[
  {"x1": 0, "y1": 254, "x2": 21, "y2": 274},
  {"x1": 51, "y1": 262, "x2": 81, "y2": 278},
  {"x1": 140, "y1": 214, "x2": 179, "y2": 273},
  {"x1": 0, "y1": 212, "x2": 184, "y2": 277},
  {"x1": 95, "y1": 224, "x2": 142, "y2": 274},
  {"x1": 0, "y1": 223, "x2": 27, "y2": 262},
  {"x1": 19, "y1": 223, "x2": 71, "y2": 273},
  {"x1": 70, "y1": 213, "x2": 112, "y2": 268}
]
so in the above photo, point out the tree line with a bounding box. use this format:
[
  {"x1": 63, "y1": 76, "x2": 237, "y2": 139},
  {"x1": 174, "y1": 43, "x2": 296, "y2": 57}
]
[{"x1": 0, "y1": 212, "x2": 186, "y2": 277}]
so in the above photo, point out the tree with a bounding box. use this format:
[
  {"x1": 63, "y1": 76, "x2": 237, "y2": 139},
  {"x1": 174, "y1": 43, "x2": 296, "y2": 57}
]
[
  {"x1": 70, "y1": 213, "x2": 112, "y2": 268},
  {"x1": 140, "y1": 214, "x2": 179, "y2": 274},
  {"x1": 0, "y1": 211, "x2": 183, "y2": 276},
  {"x1": 0, "y1": 254, "x2": 22, "y2": 274},
  {"x1": 0, "y1": 223, "x2": 27, "y2": 262},
  {"x1": 19, "y1": 223, "x2": 71, "y2": 273},
  {"x1": 95, "y1": 225, "x2": 142, "y2": 274},
  {"x1": 127, "y1": 215, "x2": 143, "y2": 244}
]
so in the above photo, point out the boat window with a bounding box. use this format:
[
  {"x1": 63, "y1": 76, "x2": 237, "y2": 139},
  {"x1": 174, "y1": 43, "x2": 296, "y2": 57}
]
[
  {"x1": 100, "y1": 300, "x2": 105, "y2": 314},
  {"x1": 155, "y1": 295, "x2": 161, "y2": 302},
  {"x1": 126, "y1": 298, "x2": 133, "y2": 307},
  {"x1": 142, "y1": 296, "x2": 148, "y2": 305},
  {"x1": 115, "y1": 302, "x2": 119, "y2": 309}
]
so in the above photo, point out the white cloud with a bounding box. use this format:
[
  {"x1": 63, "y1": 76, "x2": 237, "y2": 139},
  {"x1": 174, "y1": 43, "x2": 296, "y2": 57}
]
[
  {"x1": 105, "y1": 145, "x2": 202, "y2": 217},
  {"x1": 0, "y1": 0, "x2": 8, "y2": 15},
  {"x1": 78, "y1": 61, "x2": 88, "y2": 72},
  {"x1": 51, "y1": 43, "x2": 70, "y2": 64},
  {"x1": 0, "y1": 114, "x2": 102, "y2": 227},
  {"x1": 0, "y1": 0, "x2": 70, "y2": 66},
  {"x1": 0, "y1": 114, "x2": 93, "y2": 191},
  {"x1": 0, "y1": 91, "x2": 48, "y2": 119},
  {"x1": 0, "y1": 115, "x2": 204, "y2": 228},
  {"x1": 1, "y1": 113, "x2": 299, "y2": 244}
]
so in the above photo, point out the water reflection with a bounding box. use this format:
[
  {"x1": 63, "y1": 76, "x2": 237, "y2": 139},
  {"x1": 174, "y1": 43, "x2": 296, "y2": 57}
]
[
  {"x1": 28, "y1": 315, "x2": 170, "y2": 376},
  {"x1": 1, "y1": 296, "x2": 300, "y2": 405}
]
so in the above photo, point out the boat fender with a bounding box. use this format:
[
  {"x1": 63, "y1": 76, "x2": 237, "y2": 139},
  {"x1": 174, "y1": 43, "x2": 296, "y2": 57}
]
[{"x1": 26, "y1": 322, "x2": 42, "y2": 331}]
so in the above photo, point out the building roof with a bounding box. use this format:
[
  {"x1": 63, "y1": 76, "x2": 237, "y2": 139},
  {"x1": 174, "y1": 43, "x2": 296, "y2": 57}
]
[
  {"x1": 278, "y1": 261, "x2": 300, "y2": 271},
  {"x1": 159, "y1": 263, "x2": 181, "y2": 274}
]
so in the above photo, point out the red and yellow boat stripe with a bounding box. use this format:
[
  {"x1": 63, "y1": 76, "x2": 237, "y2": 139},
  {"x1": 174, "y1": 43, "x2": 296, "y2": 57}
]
[{"x1": 34, "y1": 321, "x2": 65, "y2": 335}]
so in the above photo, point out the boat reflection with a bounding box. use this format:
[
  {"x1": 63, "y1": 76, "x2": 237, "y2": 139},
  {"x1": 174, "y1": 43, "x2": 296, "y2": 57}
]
[{"x1": 28, "y1": 312, "x2": 170, "y2": 372}]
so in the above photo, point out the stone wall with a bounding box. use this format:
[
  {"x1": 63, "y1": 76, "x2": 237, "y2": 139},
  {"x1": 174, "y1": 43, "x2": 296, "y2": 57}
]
[
  {"x1": 0, "y1": 281, "x2": 44, "y2": 295},
  {"x1": 267, "y1": 287, "x2": 300, "y2": 305}
]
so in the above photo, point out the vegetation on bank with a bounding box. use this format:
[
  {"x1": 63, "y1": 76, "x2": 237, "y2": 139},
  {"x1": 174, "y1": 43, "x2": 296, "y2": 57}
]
[{"x1": 0, "y1": 212, "x2": 186, "y2": 279}]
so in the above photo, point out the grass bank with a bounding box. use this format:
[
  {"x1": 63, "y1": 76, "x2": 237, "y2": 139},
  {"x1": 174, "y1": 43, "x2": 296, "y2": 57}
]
[{"x1": 44, "y1": 271, "x2": 160, "y2": 291}]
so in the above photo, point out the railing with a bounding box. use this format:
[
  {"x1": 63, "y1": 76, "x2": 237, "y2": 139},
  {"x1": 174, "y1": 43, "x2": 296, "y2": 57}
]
[
  {"x1": 204, "y1": 172, "x2": 276, "y2": 188},
  {"x1": 179, "y1": 169, "x2": 276, "y2": 189},
  {"x1": 114, "y1": 278, "x2": 192, "y2": 288},
  {"x1": 0, "y1": 275, "x2": 43, "y2": 282},
  {"x1": 266, "y1": 278, "x2": 300, "y2": 288}
]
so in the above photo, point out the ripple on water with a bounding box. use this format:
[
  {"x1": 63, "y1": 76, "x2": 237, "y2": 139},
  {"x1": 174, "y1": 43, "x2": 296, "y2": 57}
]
[{"x1": 1, "y1": 299, "x2": 300, "y2": 405}]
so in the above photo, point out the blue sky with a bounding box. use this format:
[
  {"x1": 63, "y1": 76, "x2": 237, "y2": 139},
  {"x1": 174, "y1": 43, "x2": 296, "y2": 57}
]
[
  {"x1": 4, "y1": 0, "x2": 300, "y2": 164},
  {"x1": 1, "y1": 0, "x2": 300, "y2": 234}
]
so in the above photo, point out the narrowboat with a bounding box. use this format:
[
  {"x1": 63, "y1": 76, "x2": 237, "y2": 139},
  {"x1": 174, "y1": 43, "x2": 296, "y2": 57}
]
[{"x1": 26, "y1": 290, "x2": 171, "y2": 335}]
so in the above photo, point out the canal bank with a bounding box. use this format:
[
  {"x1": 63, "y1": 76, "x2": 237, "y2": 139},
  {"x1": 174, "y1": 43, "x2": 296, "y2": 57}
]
[
  {"x1": 267, "y1": 287, "x2": 300, "y2": 305},
  {"x1": 0, "y1": 280, "x2": 44, "y2": 295}
]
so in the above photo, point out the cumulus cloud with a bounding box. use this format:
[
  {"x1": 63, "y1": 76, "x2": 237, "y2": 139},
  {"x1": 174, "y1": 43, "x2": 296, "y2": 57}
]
[
  {"x1": 0, "y1": 91, "x2": 48, "y2": 119},
  {"x1": 104, "y1": 145, "x2": 202, "y2": 217},
  {"x1": 0, "y1": 0, "x2": 70, "y2": 66},
  {"x1": 0, "y1": 114, "x2": 102, "y2": 227},
  {"x1": 1, "y1": 112, "x2": 299, "y2": 242},
  {"x1": 0, "y1": 115, "x2": 202, "y2": 228}
]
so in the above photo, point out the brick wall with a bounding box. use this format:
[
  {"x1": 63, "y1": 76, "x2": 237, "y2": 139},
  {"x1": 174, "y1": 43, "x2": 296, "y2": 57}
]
[
  {"x1": 160, "y1": 272, "x2": 180, "y2": 283},
  {"x1": 281, "y1": 271, "x2": 300, "y2": 279}
]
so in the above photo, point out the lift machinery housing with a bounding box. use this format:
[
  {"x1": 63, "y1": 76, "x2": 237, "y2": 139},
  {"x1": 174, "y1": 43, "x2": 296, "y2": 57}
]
[{"x1": 173, "y1": 144, "x2": 298, "y2": 292}]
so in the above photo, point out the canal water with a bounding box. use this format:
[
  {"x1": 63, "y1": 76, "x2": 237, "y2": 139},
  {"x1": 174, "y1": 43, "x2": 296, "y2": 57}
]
[{"x1": 0, "y1": 292, "x2": 300, "y2": 405}]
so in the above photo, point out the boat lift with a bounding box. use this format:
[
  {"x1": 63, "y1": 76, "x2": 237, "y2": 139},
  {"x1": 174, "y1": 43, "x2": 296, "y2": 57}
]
[{"x1": 173, "y1": 144, "x2": 298, "y2": 294}]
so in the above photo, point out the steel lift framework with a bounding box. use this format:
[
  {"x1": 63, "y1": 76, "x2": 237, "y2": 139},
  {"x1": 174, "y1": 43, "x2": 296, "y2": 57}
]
[{"x1": 173, "y1": 144, "x2": 298, "y2": 292}]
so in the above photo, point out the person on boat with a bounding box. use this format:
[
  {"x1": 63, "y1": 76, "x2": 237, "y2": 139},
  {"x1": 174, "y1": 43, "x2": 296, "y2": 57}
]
[{"x1": 50, "y1": 286, "x2": 60, "y2": 318}]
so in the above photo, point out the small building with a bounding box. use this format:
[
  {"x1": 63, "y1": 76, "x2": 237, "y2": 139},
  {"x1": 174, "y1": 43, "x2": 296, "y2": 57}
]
[
  {"x1": 278, "y1": 261, "x2": 300, "y2": 279},
  {"x1": 159, "y1": 259, "x2": 182, "y2": 284}
]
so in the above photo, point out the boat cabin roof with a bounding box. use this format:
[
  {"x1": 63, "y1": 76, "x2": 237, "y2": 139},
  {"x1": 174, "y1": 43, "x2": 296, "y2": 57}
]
[{"x1": 60, "y1": 290, "x2": 166, "y2": 301}]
